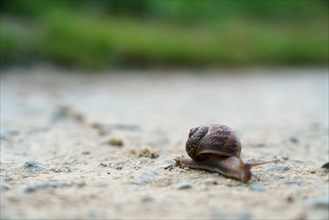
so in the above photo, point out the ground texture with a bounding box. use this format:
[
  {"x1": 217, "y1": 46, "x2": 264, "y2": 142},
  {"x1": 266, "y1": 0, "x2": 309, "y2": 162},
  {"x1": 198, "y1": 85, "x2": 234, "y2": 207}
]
[{"x1": 1, "y1": 68, "x2": 328, "y2": 219}]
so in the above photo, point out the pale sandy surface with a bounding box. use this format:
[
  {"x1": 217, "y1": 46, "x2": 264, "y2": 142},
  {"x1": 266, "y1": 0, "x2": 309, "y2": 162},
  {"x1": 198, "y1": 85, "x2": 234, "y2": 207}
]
[{"x1": 1, "y1": 67, "x2": 328, "y2": 219}]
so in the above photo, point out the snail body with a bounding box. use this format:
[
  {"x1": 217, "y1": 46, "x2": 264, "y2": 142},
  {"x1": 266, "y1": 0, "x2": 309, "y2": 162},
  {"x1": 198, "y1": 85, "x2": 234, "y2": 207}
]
[{"x1": 182, "y1": 124, "x2": 278, "y2": 183}]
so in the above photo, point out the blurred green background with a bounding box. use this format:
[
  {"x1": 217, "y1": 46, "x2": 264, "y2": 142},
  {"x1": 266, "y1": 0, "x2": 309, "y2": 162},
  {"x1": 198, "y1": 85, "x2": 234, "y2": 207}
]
[{"x1": 0, "y1": 0, "x2": 328, "y2": 69}]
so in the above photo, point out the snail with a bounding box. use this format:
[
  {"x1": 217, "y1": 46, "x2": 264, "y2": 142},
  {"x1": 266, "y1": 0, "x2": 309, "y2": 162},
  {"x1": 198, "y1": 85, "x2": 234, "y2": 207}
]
[{"x1": 179, "y1": 124, "x2": 279, "y2": 183}]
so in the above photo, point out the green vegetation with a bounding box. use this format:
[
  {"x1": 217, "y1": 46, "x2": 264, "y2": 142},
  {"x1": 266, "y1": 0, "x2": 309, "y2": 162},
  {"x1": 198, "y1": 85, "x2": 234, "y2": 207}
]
[{"x1": 0, "y1": 0, "x2": 328, "y2": 69}]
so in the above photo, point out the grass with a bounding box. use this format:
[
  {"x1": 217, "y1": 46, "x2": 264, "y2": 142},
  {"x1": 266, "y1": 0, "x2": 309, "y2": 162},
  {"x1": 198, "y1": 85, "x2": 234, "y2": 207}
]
[{"x1": 1, "y1": 9, "x2": 328, "y2": 69}]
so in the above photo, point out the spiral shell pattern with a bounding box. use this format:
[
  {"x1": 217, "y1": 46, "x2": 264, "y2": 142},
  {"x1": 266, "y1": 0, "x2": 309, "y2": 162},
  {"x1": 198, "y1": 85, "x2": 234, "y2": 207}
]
[{"x1": 185, "y1": 124, "x2": 241, "y2": 161}]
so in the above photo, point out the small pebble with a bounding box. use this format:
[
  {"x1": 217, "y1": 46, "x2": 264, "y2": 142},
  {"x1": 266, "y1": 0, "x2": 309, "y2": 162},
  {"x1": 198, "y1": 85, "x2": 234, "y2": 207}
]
[
  {"x1": 107, "y1": 138, "x2": 124, "y2": 147},
  {"x1": 100, "y1": 162, "x2": 109, "y2": 167},
  {"x1": 72, "y1": 112, "x2": 85, "y2": 123},
  {"x1": 255, "y1": 143, "x2": 265, "y2": 147},
  {"x1": 0, "y1": 185, "x2": 10, "y2": 192},
  {"x1": 131, "y1": 148, "x2": 159, "y2": 159},
  {"x1": 51, "y1": 105, "x2": 71, "y2": 121},
  {"x1": 282, "y1": 156, "x2": 289, "y2": 160},
  {"x1": 290, "y1": 136, "x2": 299, "y2": 143},
  {"x1": 292, "y1": 160, "x2": 305, "y2": 164},
  {"x1": 133, "y1": 168, "x2": 159, "y2": 185},
  {"x1": 109, "y1": 124, "x2": 140, "y2": 131},
  {"x1": 4, "y1": 177, "x2": 13, "y2": 182},
  {"x1": 0, "y1": 134, "x2": 7, "y2": 141},
  {"x1": 141, "y1": 195, "x2": 154, "y2": 203},
  {"x1": 114, "y1": 163, "x2": 124, "y2": 170},
  {"x1": 49, "y1": 168, "x2": 60, "y2": 173},
  {"x1": 51, "y1": 106, "x2": 85, "y2": 123},
  {"x1": 90, "y1": 122, "x2": 108, "y2": 135},
  {"x1": 249, "y1": 184, "x2": 266, "y2": 192},
  {"x1": 90, "y1": 122, "x2": 103, "y2": 129},
  {"x1": 82, "y1": 150, "x2": 91, "y2": 155},
  {"x1": 24, "y1": 182, "x2": 67, "y2": 193},
  {"x1": 273, "y1": 174, "x2": 285, "y2": 180},
  {"x1": 175, "y1": 181, "x2": 192, "y2": 189},
  {"x1": 284, "y1": 180, "x2": 302, "y2": 185},
  {"x1": 160, "y1": 163, "x2": 174, "y2": 170},
  {"x1": 24, "y1": 161, "x2": 45, "y2": 171},
  {"x1": 76, "y1": 181, "x2": 86, "y2": 187},
  {"x1": 309, "y1": 170, "x2": 316, "y2": 174},
  {"x1": 286, "y1": 196, "x2": 294, "y2": 203},
  {"x1": 0, "y1": 130, "x2": 20, "y2": 141}
]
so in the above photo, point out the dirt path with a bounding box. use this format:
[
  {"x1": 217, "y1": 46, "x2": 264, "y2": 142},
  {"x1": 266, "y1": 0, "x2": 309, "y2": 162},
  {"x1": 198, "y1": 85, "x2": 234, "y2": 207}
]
[{"x1": 1, "y1": 68, "x2": 328, "y2": 219}]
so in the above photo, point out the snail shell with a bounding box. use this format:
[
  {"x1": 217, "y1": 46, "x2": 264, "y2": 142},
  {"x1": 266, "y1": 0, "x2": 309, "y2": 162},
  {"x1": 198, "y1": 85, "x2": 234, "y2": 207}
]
[{"x1": 186, "y1": 124, "x2": 241, "y2": 161}]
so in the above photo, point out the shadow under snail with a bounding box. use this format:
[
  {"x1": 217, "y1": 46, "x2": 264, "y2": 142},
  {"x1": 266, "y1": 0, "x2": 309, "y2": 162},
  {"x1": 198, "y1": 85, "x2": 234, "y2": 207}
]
[{"x1": 179, "y1": 124, "x2": 279, "y2": 183}]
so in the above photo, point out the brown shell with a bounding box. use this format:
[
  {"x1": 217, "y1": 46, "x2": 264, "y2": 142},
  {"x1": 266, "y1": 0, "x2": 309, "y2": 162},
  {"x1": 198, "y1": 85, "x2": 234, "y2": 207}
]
[{"x1": 185, "y1": 124, "x2": 241, "y2": 161}]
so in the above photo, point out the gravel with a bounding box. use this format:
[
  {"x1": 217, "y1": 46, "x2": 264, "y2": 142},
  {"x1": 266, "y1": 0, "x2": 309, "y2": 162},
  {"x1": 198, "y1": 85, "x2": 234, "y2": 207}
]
[
  {"x1": 175, "y1": 181, "x2": 193, "y2": 189},
  {"x1": 141, "y1": 195, "x2": 154, "y2": 203},
  {"x1": 0, "y1": 185, "x2": 10, "y2": 192},
  {"x1": 1, "y1": 68, "x2": 328, "y2": 219},
  {"x1": 133, "y1": 168, "x2": 160, "y2": 185},
  {"x1": 24, "y1": 161, "x2": 45, "y2": 171},
  {"x1": 24, "y1": 182, "x2": 67, "y2": 193},
  {"x1": 266, "y1": 165, "x2": 291, "y2": 172}
]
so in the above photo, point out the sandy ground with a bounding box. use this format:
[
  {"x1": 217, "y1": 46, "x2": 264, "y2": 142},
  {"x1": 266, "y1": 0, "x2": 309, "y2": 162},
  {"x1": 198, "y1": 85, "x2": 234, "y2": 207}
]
[{"x1": 0, "y1": 67, "x2": 328, "y2": 220}]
